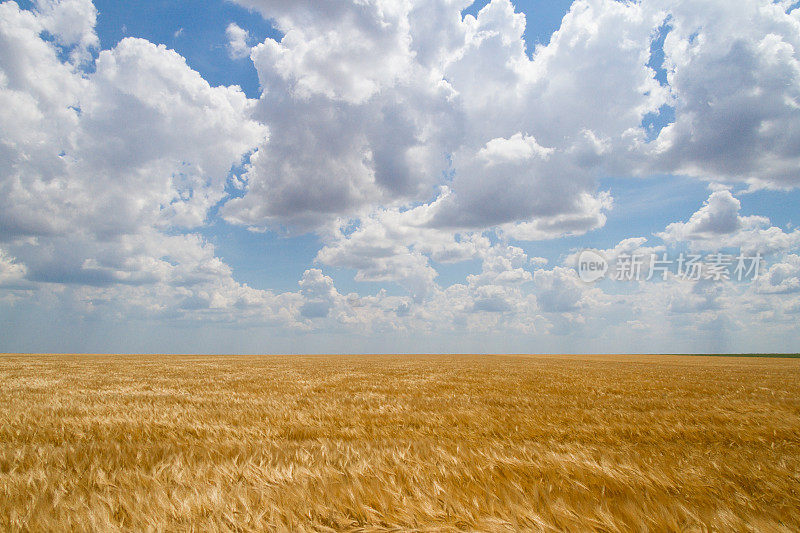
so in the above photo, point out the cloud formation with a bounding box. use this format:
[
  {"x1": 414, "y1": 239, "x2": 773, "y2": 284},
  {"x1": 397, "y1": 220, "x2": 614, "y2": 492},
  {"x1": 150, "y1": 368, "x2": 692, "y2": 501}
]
[
  {"x1": 222, "y1": 0, "x2": 800, "y2": 238},
  {"x1": 659, "y1": 190, "x2": 800, "y2": 255},
  {"x1": 1, "y1": 0, "x2": 799, "y2": 352},
  {"x1": 647, "y1": 0, "x2": 800, "y2": 189},
  {"x1": 226, "y1": 22, "x2": 251, "y2": 59},
  {"x1": 221, "y1": 0, "x2": 665, "y2": 237},
  {"x1": 0, "y1": 0, "x2": 275, "y2": 321}
]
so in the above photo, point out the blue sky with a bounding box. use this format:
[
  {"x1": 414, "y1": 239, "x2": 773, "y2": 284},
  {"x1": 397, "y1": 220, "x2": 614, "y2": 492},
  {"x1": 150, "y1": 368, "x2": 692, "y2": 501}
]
[
  {"x1": 88, "y1": 0, "x2": 277, "y2": 97},
  {"x1": 1, "y1": 0, "x2": 799, "y2": 354}
]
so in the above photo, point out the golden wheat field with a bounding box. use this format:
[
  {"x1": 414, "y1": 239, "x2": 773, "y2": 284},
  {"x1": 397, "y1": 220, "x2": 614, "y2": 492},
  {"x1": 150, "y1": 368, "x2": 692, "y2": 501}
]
[{"x1": 1, "y1": 354, "x2": 799, "y2": 532}]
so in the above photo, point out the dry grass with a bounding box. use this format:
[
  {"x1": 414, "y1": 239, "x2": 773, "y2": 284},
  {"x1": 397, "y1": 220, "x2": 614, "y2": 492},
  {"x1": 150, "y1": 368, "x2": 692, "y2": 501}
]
[{"x1": 1, "y1": 354, "x2": 799, "y2": 532}]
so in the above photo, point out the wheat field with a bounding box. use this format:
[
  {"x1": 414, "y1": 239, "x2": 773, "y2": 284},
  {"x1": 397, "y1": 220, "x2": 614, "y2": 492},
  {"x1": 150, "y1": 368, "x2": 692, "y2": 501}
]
[{"x1": 1, "y1": 354, "x2": 799, "y2": 531}]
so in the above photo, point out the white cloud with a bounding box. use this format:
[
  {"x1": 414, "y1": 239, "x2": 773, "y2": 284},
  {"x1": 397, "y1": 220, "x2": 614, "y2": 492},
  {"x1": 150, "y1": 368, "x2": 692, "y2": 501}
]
[
  {"x1": 314, "y1": 199, "x2": 492, "y2": 299},
  {"x1": 225, "y1": 22, "x2": 251, "y2": 59},
  {"x1": 0, "y1": 2, "x2": 271, "y2": 320},
  {"x1": 33, "y1": 0, "x2": 99, "y2": 63},
  {"x1": 647, "y1": 0, "x2": 800, "y2": 189},
  {"x1": 222, "y1": 0, "x2": 663, "y2": 237},
  {"x1": 499, "y1": 192, "x2": 613, "y2": 241},
  {"x1": 318, "y1": 240, "x2": 439, "y2": 302},
  {"x1": 0, "y1": 248, "x2": 27, "y2": 287},
  {"x1": 658, "y1": 190, "x2": 800, "y2": 255},
  {"x1": 758, "y1": 255, "x2": 800, "y2": 294},
  {"x1": 298, "y1": 269, "x2": 339, "y2": 319},
  {"x1": 1, "y1": 9, "x2": 267, "y2": 239},
  {"x1": 231, "y1": 0, "x2": 415, "y2": 104},
  {"x1": 663, "y1": 190, "x2": 744, "y2": 237},
  {"x1": 477, "y1": 133, "x2": 553, "y2": 163},
  {"x1": 533, "y1": 267, "x2": 601, "y2": 314}
]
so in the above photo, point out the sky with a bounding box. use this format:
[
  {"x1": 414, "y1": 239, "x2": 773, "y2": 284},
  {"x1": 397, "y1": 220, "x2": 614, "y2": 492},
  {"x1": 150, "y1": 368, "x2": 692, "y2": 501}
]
[{"x1": 1, "y1": 0, "x2": 799, "y2": 354}]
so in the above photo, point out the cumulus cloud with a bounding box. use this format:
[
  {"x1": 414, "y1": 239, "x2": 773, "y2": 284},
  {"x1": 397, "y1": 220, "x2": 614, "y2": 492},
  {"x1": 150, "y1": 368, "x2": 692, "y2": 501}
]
[
  {"x1": 32, "y1": 0, "x2": 99, "y2": 63},
  {"x1": 460, "y1": 244, "x2": 537, "y2": 316},
  {"x1": 225, "y1": 22, "x2": 251, "y2": 59},
  {"x1": 298, "y1": 269, "x2": 338, "y2": 319},
  {"x1": 499, "y1": 192, "x2": 613, "y2": 241},
  {"x1": 230, "y1": 0, "x2": 416, "y2": 104},
  {"x1": 659, "y1": 190, "x2": 800, "y2": 255},
  {"x1": 0, "y1": 249, "x2": 27, "y2": 288},
  {"x1": 647, "y1": 0, "x2": 800, "y2": 189},
  {"x1": 0, "y1": 1, "x2": 271, "y2": 320},
  {"x1": 663, "y1": 190, "x2": 744, "y2": 237},
  {"x1": 314, "y1": 200, "x2": 493, "y2": 299},
  {"x1": 220, "y1": 0, "x2": 800, "y2": 241},
  {"x1": 1, "y1": 9, "x2": 267, "y2": 240},
  {"x1": 221, "y1": 0, "x2": 664, "y2": 237},
  {"x1": 758, "y1": 255, "x2": 800, "y2": 294},
  {"x1": 533, "y1": 267, "x2": 599, "y2": 313}
]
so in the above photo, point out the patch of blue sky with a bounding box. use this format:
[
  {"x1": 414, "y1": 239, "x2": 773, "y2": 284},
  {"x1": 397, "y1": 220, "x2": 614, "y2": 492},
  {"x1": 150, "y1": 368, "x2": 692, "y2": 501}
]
[
  {"x1": 91, "y1": 0, "x2": 281, "y2": 98},
  {"x1": 740, "y1": 188, "x2": 800, "y2": 230},
  {"x1": 196, "y1": 222, "x2": 322, "y2": 293},
  {"x1": 784, "y1": 0, "x2": 800, "y2": 13},
  {"x1": 432, "y1": 258, "x2": 484, "y2": 288},
  {"x1": 648, "y1": 18, "x2": 671, "y2": 87},
  {"x1": 641, "y1": 105, "x2": 676, "y2": 142},
  {"x1": 15, "y1": 0, "x2": 279, "y2": 96},
  {"x1": 641, "y1": 18, "x2": 675, "y2": 141},
  {"x1": 463, "y1": 0, "x2": 575, "y2": 54}
]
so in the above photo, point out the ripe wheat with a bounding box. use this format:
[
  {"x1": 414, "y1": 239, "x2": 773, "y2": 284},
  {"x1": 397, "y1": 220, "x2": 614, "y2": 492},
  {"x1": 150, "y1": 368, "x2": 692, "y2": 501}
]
[{"x1": 1, "y1": 354, "x2": 798, "y2": 531}]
